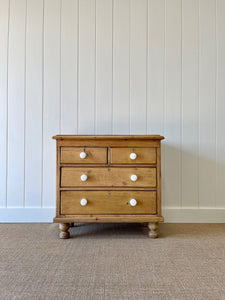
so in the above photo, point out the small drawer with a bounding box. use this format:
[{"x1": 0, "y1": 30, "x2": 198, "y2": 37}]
[
  {"x1": 61, "y1": 191, "x2": 157, "y2": 215},
  {"x1": 110, "y1": 148, "x2": 156, "y2": 164},
  {"x1": 61, "y1": 167, "x2": 156, "y2": 188},
  {"x1": 61, "y1": 147, "x2": 107, "y2": 164}
]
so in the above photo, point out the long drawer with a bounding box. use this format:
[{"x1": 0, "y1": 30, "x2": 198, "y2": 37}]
[
  {"x1": 61, "y1": 191, "x2": 157, "y2": 214},
  {"x1": 61, "y1": 167, "x2": 157, "y2": 188}
]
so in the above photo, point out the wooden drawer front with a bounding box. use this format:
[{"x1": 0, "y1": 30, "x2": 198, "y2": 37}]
[
  {"x1": 61, "y1": 147, "x2": 107, "y2": 164},
  {"x1": 110, "y1": 148, "x2": 156, "y2": 164},
  {"x1": 61, "y1": 167, "x2": 156, "y2": 187},
  {"x1": 61, "y1": 191, "x2": 157, "y2": 215}
]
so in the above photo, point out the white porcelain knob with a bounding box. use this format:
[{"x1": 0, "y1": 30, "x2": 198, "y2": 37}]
[
  {"x1": 130, "y1": 198, "x2": 137, "y2": 206},
  {"x1": 130, "y1": 174, "x2": 138, "y2": 182},
  {"x1": 81, "y1": 174, "x2": 88, "y2": 182},
  {"x1": 80, "y1": 152, "x2": 87, "y2": 159},
  {"x1": 80, "y1": 198, "x2": 88, "y2": 206},
  {"x1": 130, "y1": 153, "x2": 137, "y2": 160}
]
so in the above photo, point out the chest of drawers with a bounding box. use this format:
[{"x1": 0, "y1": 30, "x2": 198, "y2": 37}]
[{"x1": 53, "y1": 135, "x2": 164, "y2": 238}]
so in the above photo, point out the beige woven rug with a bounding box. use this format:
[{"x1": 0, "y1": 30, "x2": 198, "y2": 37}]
[{"x1": 0, "y1": 223, "x2": 225, "y2": 300}]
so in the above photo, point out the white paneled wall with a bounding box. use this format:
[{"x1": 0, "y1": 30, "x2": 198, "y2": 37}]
[{"x1": 0, "y1": 0, "x2": 225, "y2": 222}]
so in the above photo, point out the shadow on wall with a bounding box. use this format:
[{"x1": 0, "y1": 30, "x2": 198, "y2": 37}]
[{"x1": 161, "y1": 142, "x2": 225, "y2": 208}]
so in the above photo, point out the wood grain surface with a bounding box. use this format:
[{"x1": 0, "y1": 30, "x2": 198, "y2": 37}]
[{"x1": 61, "y1": 190, "x2": 157, "y2": 214}]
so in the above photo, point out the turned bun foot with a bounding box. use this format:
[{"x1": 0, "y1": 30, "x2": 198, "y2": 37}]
[
  {"x1": 148, "y1": 222, "x2": 159, "y2": 238},
  {"x1": 59, "y1": 223, "x2": 70, "y2": 239}
]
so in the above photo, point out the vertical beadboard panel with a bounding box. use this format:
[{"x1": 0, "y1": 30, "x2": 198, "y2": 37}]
[
  {"x1": 42, "y1": 0, "x2": 60, "y2": 207},
  {"x1": 181, "y1": 0, "x2": 199, "y2": 207},
  {"x1": 147, "y1": 0, "x2": 165, "y2": 135},
  {"x1": 0, "y1": 0, "x2": 9, "y2": 207},
  {"x1": 199, "y1": 0, "x2": 216, "y2": 207},
  {"x1": 7, "y1": 0, "x2": 26, "y2": 207},
  {"x1": 96, "y1": 0, "x2": 113, "y2": 134},
  {"x1": 130, "y1": 0, "x2": 147, "y2": 134},
  {"x1": 113, "y1": 0, "x2": 130, "y2": 134},
  {"x1": 78, "y1": 0, "x2": 96, "y2": 134},
  {"x1": 61, "y1": 0, "x2": 78, "y2": 134},
  {"x1": 25, "y1": 0, "x2": 43, "y2": 207},
  {"x1": 1, "y1": 0, "x2": 225, "y2": 221},
  {"x1": 216, "y1": 0, "x2": 225, "y2": 207},
  {"x1": 164, "y1": 0, "x2": 182, "y2": 207},
  {"x1": 147, "y1": 0, "x2": 165, "y2": 210}
]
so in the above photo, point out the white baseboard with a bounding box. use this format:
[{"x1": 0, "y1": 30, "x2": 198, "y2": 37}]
[
  {"x1": 0, "y1": 208, "x2": 55, "y2": 223},
  {"x1": 163, "y1": 207, "x2": 225, "y2": 223},
  {"x1": 0, "y1": 207, "x2": 224, "y2": 223}
]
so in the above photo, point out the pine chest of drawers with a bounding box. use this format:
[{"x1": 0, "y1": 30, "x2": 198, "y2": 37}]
[{"x1": 53, "y1": 135, "x2": 164, "y2": 238}]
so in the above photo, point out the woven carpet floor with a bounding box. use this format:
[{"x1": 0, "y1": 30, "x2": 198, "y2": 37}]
[{"x1": 0, "y1": 223, "x2": 225, "y2": 300}]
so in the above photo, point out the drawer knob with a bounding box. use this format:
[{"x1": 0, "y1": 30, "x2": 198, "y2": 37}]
[
  {"x1": 81, "y1": 174, "x2": 88, "y2": 181},
  {"x1": 130, "y1": 174, "x2": 138, "y2": 182},
  {"x1": 130, "y1": 198, "x2": 137, "y2": 206},
  {"x1": 130, "y1": 153, "x2": 137, "y2": 160},
  {"x1": 80, "y1": 152, "x2": 87, "y2": 159},
  {"x1": 80, "y1": 198, "x2": 88, "y2": 206}
]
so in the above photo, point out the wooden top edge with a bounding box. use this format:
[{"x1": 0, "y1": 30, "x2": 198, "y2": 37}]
[{"x1": 52, "y1": 135, "x2": 165, "y2": 140}]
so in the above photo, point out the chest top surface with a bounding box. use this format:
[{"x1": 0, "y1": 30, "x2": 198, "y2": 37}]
[{"x1": 53, "y1": 135, "x2": 164, "y2": 140}]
